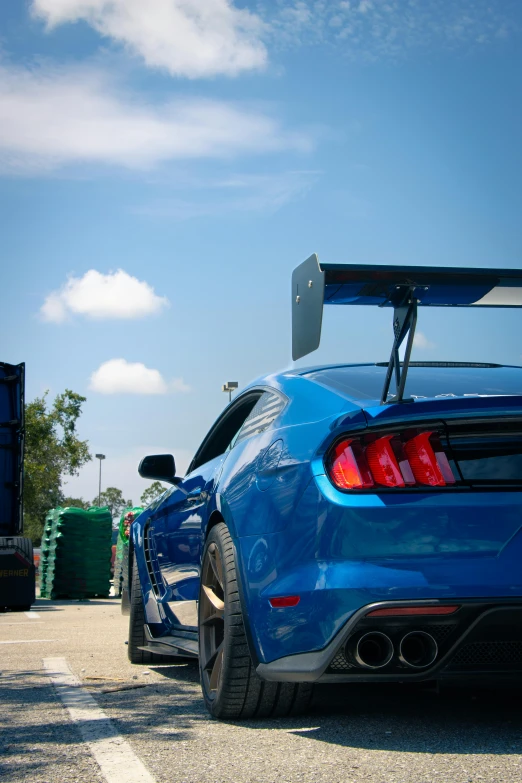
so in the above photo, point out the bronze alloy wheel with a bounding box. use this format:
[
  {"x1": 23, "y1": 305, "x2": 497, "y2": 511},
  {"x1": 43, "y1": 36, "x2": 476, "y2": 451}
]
[
  {"x1": 198, "y1": 522, "x2": 314, "y2": 719},
  {"x1": 199, "y1": 541, "x2": 226, "y2": 698}
]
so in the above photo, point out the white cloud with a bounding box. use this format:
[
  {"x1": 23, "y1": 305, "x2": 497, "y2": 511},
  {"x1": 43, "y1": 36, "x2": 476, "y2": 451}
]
[
  {"x1": 32, "y1": 0, "x2": 267, "y2": 78},
  {"x1": 267, "y1": 0, "x2": 519, "y2": 59},
  {"x1": 31, "y1": 0, "x2": 515, "y2": 83},
  {"x1": 170, "y1": 377, "x2": 191, "y2": 393},
  {"x1": 89, "y1": 358, "x2": 190, "y2": 395},
  {"x1": 414, "y1": 331, "x2": 435, "y2": 350},
  {"x1": 0, "y1": 62, "x2": 310, "y2": 174},
  {"x1": 90, "y1": 359, "x2": 168, "y2": 395},
  {"x1": 40, "y1": 269, "x2": 169, "y2": 322}
]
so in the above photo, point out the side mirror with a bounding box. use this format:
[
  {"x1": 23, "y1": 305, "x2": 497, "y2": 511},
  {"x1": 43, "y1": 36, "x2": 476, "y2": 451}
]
[{"x1": 138, "y1": 454, "x2": 178, "y2": 484}]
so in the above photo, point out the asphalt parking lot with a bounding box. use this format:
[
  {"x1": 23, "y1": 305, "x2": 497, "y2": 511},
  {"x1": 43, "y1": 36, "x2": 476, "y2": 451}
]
[{"x1": 1, "y1": 599, "x2": 522, "y2": 783}]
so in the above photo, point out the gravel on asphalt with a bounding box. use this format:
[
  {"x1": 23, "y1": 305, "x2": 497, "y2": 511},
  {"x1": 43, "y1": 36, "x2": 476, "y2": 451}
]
[{"x1": 1, "y1": 599, "x2": 522, "y2": 783}]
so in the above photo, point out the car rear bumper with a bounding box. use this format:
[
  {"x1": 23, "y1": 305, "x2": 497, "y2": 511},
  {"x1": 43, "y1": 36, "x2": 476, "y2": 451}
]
[
  {"x1": 239, "y1": 477, "x2": 522, "y2": 665},
  {"x1": 256, "y1": 598, "x2": 522, "y2": 683}
]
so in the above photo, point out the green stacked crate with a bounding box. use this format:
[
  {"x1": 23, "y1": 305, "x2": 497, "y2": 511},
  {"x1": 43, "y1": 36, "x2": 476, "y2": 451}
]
[
  {"x1": 39, "y1": 509, "x2": 58, "y2": 597},
  {"x1": 39, "y1": 506, "x2": 113, "y2": 599}
]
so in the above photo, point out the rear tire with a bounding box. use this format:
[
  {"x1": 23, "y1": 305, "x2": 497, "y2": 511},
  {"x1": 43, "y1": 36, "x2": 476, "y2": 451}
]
[{"x1": 198, "y1": 522, "x2": 313, "y2": 719}]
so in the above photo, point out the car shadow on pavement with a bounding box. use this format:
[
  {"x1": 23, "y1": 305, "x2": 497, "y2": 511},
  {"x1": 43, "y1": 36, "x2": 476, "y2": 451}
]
[
  {"x1": 3, "y1": 664, "x2": 522, "y2": 779},
  {"x1": 149, "y1": 660, "x2": 200, "y2": 681},
  {"x1": 277, "y1": 681, "x2": 522, "y2": 756},
  {"x1": 136, "y1": 665, "x2": 522, "y2": 757}
]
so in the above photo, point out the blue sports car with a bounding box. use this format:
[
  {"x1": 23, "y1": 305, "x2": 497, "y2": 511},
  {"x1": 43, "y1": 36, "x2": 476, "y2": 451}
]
[{"x1": 124, "y1": 256, "x2": 522, "y2": 719}]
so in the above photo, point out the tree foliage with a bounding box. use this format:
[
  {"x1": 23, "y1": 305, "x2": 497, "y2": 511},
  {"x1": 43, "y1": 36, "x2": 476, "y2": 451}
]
[
  {"x1": 24, "y1": 390, "x2": 91, "y2": 544},
  {"x1": 62, "y1": 497, "x2": 90, "y2": 510},
  {"x1": 94, "y1": 487, "x2": 132, "y2": 519},
  {"x1": 140, "y1": 481, "x2": 167, "y2": 507}
]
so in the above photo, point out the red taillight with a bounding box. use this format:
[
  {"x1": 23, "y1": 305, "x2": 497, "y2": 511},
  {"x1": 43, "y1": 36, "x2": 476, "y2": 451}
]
[
  {"x1": 430, "y1": 433, "x2": 457, "y2": 485},
  {"x1": 404, "y1": 432, "x2": 456, "y2": 486},
  {"x1": 331, "y1": 440, "x2": 374, "y2": 490},
  {"x1": 390, "y1": 437, "x2": 417, "y2": 486},
  {"x1": 365, "y1": 435, "x2": 405, "y2": 487},
  {"x1": 366, "y1": 605, "x2": 459, "y2": 617},
  {"x1": 269, "y1": 596, "x2": 300, "y2": 608},
  {"x1": 327, "y1": 429, "x2": 456, "y2": 491}
]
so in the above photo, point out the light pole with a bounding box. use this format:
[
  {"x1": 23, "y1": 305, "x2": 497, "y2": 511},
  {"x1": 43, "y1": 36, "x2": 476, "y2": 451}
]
[
  {"x1": 95, "y1": 454, "x2": 105, "y2": 506},
  {"x1": 222, "y1": 381, "x2": 238, "y2": 404}
]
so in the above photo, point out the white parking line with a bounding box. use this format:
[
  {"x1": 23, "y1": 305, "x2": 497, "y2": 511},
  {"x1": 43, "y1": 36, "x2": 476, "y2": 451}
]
[
  {"x1": 0, "y1": 639, "x2": 58, "y2": 644},
  {"x1": 25, "y1": 612, "x2": 41, "y2": 619},
  {"x1": 44, "y1": 657, "x2": 156, "y2": 783}
]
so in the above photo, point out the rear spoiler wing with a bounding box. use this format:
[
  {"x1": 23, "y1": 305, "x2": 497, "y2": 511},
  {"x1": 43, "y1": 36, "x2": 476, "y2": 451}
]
[{"x1": 292, "y1": 255, "x2": 522, "y2": 404}]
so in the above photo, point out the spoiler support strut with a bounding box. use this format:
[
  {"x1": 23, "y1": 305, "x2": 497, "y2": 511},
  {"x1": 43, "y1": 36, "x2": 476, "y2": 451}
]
[{"x1": 380, "y1": 293, "x2": 418, "y2": 404}]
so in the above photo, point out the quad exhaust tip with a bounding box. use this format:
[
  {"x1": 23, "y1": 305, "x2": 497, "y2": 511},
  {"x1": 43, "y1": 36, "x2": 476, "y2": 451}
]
[
  {"x1": 347, "y1": 629, "x2": 439, "y2": 670},
  {"x1": 353, "y1": 632, "x2": 394, "y2": 669},
  {"x1": 399, "y1": 631, "x2": 438, "y2": 669}
]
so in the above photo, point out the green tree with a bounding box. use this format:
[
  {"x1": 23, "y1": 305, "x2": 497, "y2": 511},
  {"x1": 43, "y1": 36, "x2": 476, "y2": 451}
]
[
  {"x1": 24, "y1": 390, "x2": 91, "y2": 545},
  {"x1": 62, "y1": 497, "x2": 90, "y2": 510},
  {"x1": 95, "y1": 487, "x2": 132, "y2": 519},
  {"x1": 140, "y1": 481, "x2": 167, "y2": 507}
]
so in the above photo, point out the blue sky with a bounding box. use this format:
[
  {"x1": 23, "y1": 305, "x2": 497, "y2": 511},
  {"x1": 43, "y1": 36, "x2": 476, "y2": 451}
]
[{"x1": 1, "y1": 0, "x2": 522, "y2": 504}]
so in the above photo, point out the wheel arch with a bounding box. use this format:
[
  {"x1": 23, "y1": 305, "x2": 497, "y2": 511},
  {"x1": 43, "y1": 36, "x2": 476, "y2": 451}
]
[
  {"x1": 206, "y1": 509, "x2": 226, "y2": 539},
  {"x1": 205, "y1": 496, "x2": 237, "y2": 541}
]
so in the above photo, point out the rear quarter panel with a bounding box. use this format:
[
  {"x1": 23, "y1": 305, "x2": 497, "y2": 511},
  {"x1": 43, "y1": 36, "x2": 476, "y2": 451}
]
[
  {"x1": 234, "y1": 390, "x2": 522, "y2": 664},
  {"x1": 218, "y1": 375, "x2": 364, "y2": 537}
]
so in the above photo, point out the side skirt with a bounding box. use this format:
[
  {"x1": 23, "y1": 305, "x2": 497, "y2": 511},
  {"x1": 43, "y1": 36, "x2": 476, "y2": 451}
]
[{"x1": 137, "y1": 624, "x2": 198, "y2": 659}]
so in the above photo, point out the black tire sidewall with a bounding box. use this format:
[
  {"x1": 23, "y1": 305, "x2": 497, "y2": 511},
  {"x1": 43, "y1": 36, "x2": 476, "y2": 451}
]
[
  {"x1": 128, "y1": 556, "x2": 147, "y2": 662},
  {"x1": 198, "y1": 524, "x2": 238, "y2": 716}
]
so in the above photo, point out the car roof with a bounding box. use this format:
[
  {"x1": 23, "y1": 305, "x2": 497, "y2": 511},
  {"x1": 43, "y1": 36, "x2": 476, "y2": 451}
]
[
  {"x1": 250, "y1": 362, "x2": 522, "y2": 408},
  {"x1": 292, "y1": 361, "x2": 522, "y2": 375}
]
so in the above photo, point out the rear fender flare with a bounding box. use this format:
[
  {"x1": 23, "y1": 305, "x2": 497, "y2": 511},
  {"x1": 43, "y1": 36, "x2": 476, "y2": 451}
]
[{"x1": 204, "y1": 493, "x2": 237, "y2": 540}]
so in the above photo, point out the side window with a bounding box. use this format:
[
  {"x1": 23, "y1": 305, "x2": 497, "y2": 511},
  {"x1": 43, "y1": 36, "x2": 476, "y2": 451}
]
[
  {"x1": 189, "y1": 394, "x2": 262, "y2": 471},
  {"x1": 232, "y1": 391, "x2": 286, "y2": 448}
]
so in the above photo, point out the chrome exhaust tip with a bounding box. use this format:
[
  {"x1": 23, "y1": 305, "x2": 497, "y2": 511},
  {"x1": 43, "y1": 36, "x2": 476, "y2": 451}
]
[
  {"x1": 351, "y1": 632, "x2": 394, "y2": 670},
  {"x1": 399, "y1": 631, "x2": 438, "y2": 669}
]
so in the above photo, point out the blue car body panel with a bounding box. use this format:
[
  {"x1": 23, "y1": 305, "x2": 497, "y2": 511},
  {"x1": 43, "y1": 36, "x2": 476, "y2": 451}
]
[{"x1": 132, "y1": 362, "x2": 522, "y2": 678}]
